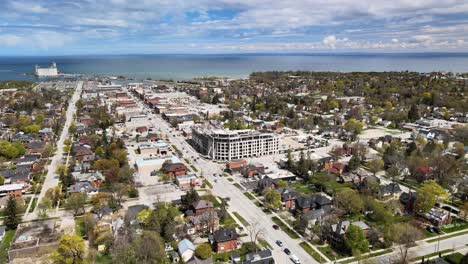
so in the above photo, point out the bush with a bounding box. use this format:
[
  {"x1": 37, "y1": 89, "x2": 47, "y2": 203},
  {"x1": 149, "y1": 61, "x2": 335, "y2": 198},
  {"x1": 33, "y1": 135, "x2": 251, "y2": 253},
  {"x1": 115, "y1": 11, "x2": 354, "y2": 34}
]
[
  {"x1": 128, "y1": 186, "x2": 139, "y2": 198},
  {"x1": 195, "y1": 243, "x2": 212, "y2": 259}
]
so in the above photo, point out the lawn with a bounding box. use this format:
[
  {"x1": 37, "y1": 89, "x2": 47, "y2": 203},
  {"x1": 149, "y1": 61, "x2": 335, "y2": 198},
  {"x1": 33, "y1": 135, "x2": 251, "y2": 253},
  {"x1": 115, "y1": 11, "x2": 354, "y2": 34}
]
[
  {"x1": 0, "y1": 230, "x2": 16, "y2": 263},
  {"x1": 227, "y1": 177, "x2": 234, "y2": 182},
  {"x1": 291, "y1": 181, "x2": 315, "y2": 194},
  {"x1": 28, "y1": 197, "x2": 39, "y2": 213},
  {"x1": 75, "y1": 216, "x2": 86, "y2": 237},
  {"x1": 317, "y1": 245, "x2": 346, "y2": 260},
  {"x1": 233, "y1": 211, "x2": 250, "y2": 227},
  {"x1": 441, "y1": 219, "x2": 468, "y2": 233},
  {"x1": 427, "y1": 230, "x2": 468, "y2": 243},
  {"x1": 220, "y1": 214, "x2": 239, "y2": 228},
  {"x1": 190, "y1": 165, "x2": 198, "y2": 172},
  {"x1": 243, "y1": 192, "x2": 255, "y2": 200},
  {"x1": 96, "y1": 253, "x2": 112, "y2": 263},
  {"x1": 411, "y1": 249, "x2": 453, "y2": 261},
  {"x1": 339, "y1": 249, "x2": 393, "y2": 264},
  {"x1": 234, "y1": 183, "x2": 243, "y2": 190},
  {"x1": 258, "y1": 239, "x2": 272, "y2": 249},
  {"x1": 299, "y1": 242, "x2": 326, "y2": 263},
  {"x1": 444, "y1": 252, "x2": 465, "y2": 264},
  {"x1": 203, "y1": 179, "x2": 213, "y2": 189},
  {"x1": 200, "y1": 194, "x2": 221, "y2": 207},
  {"x1": 271, "y1": 216, "x2": 299, "y2": 239}
]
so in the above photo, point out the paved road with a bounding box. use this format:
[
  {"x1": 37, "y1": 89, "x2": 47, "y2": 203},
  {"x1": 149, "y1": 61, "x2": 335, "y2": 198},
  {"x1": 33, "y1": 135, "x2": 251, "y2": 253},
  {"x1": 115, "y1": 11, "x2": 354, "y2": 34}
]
[{"x1": 24, "y1": 81, "x2": 83, "y2": 220}]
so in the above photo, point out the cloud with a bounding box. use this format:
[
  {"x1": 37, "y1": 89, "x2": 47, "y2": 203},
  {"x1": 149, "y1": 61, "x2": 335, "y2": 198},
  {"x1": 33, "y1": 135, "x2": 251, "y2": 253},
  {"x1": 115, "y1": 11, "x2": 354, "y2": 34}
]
[{"x1": 0, "y1": 0, "x2": 467, "y2": 54}]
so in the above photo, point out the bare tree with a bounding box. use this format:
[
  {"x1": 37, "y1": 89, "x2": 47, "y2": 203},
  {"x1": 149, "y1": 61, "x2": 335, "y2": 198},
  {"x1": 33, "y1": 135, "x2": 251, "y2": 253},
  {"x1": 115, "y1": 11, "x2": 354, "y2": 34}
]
[
  {"x1": 389, "y1": 223, "x2": 423, "y2": 264},
  {"x1": 246, "y1": 221, "x2": 265, "y2": 252}
]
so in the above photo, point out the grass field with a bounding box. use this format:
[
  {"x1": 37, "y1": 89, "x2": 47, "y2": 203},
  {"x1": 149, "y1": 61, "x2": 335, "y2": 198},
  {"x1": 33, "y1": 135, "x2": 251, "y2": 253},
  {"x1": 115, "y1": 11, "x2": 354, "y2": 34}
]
[
  {"x1": 300, "y1": 242, "x2": 326, "y2": 263},
  {"x1": 271, "y1": 216, "x2": 299, "y2": 239},
  {"x1": 243, "y1": 192, "x2": 255, "y2": 200},
  {"x1": 233, "y1": 211, "x2": 250, "y2": 227}
]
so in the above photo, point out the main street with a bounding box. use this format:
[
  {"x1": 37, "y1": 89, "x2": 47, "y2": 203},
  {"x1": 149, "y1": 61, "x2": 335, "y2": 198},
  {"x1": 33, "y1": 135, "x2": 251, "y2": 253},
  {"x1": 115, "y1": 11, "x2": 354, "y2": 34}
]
[
  {"x1": 24, "y1": 81, "x2": 83, "y2": 221},
  {"x1": 129, "y1": 93, "x2": 321, "y2": 264}
]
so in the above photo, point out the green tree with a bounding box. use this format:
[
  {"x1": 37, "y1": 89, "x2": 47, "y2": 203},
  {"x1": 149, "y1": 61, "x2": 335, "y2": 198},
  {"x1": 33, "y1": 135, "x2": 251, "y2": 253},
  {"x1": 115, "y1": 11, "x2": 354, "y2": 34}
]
[
  {"x1": 69, "y1": 122, "x2": 77, "y2": 134},
  {"x1": 23, "y1": 124, "x2": 41, "y2": 134},
  {"x1": 345, "y1": 225, "x2": 369, "y2": 255},
  {"x1": 348, "y1": 154, "x2": 361, "y2": 170},
  {"x1": 0, "y1": 176, "x2": 4, "y2": 185},
  {"x1": 38, "y1": 198, "x2": 52, "y2": 219},
  {"x1": 45, "y1": 186, "x2": 63, "y2": 207},
  {"x1": 368, "y1": 158, "x2": 384, "y2": 175},
  {"x1": 276, "y1": 180, "x2": 288, "y2": 188},
  {"x1": 335, "y1": 189, "x2": 363, "y2": 215},
  {"x1": 195, "y1": 243, "x2": 213, "y2": 259},
  {"x1": 388, "y1": 223, "x2": 423, "y2": 264},
  {"x1": 344, "y1": 118, "x2": 364, "y2": 134},
  {"x1": 408, "y1": 104, "x2": 420, "y2": 121},
  {"x1": 132, "y1": 230, "x2": 168, "y2": 263},
  {"x1": 181, "y1": 188, "x2": 200, "y2": 209},
  {"x1": 4, "y1": 195, "x2": 21, "y2": 230},
  {"x1": 264, "y1": 189, "x2": 282, "y2": 210},
  {"x1": 415, "y1": 180, "x2": 448, "y2": 213},
  {"x1": 65, "y1": 193, "x2": 87, "y2": 216},
  {"x1": 50, "y1": 234, "x2": 85, "y2": 264}
]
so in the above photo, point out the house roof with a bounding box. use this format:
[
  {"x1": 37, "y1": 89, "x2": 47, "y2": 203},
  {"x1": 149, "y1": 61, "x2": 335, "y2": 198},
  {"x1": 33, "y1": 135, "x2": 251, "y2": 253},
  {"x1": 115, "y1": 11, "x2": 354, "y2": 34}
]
[
  {"x1": 296, "y1": 194, "x2": 331, "y2": 209},
  {"x1": 193, "y1": 200, "x2": 213, "y2": 210},
  {"x1": 212, "y1": 228, "x2": 238, "y2": 243},
  {"x1": 69, "y1": 182, "x2": 97, "y2": 193},
  {"x1": 126, "y1": 205, "x2": 149, "y2": 221},
  {"x1": 178, "y1": 239, "x2": 195, "y2": 255},
  {"x1": 244, "y1": 249, "x2": 273, "y2": 264}
]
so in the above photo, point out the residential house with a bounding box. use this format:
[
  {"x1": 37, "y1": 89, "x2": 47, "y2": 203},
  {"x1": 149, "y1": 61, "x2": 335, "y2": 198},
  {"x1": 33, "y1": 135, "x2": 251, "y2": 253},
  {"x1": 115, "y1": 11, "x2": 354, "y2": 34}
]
[
  {"x1": 185, "y1": 211, "x2": 219, "y2": 235},
  {"x1": 72, "y1": 171, "x2": 105, "y2": 188},
  {"x1": 400, "y1": 192, "x2": 417, "y2": 213},
  {"x1": 295, "y1": 194, "x2": 332, "y2": 213},
  {"x1": 25, "y1": 141, "x2": 46, "y2": 155},
  {"x1": 69, "y1": 182, "x2": 98, "y2": 196},
  {"x1": 192, "y1": 200, "x2": 214, "y2": 216},
  {"x1": 424, "y1": 208, "x2": 452, "y2": 226},
  {"x1": 324, "y1": 161, "x2": 346, "y2": 174},
  {"x1": 378, "y1": 183, "x2": 402, "y2": 199},
  {"x1": 209, "y1": 228, "x2": 240, "y2": 253},
  {"x1": 328, "y1": 220, "x2": 370, "y2": 246},
  {"x1": 233, "y1": 249, "x2": 274, "y2": 264},
  {"x1": 0, "y1": 184, "x2": 24, "y2": 197},
  {"x1": 257, "y1": 176, "x2": 277, "y2": 193},
  {"x1": 226, "y1": 159, "x2": 247, "y2": 173},
  {"x1": 178, "y1": 239, "x2": 195, "y2": 262},
  {"x1": 281, "y1": 189, "x2": 298, "y2": 210}
]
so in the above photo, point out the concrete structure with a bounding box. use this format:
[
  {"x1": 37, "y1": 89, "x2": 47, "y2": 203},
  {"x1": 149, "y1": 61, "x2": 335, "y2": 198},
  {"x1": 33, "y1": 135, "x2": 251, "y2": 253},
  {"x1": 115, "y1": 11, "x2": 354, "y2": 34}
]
[
  {"x1": 138, "y1": 140, "x2": 170, "y2": 155},
  {"x1": 176, "y1": 174, "x2": 202, "y2": 190},
  {"x1": 35, "y1": 63, "x2": 58, "y2": 77},
  {"x1": 191, "y1": 126, "x2": 279, "y2": 161}
]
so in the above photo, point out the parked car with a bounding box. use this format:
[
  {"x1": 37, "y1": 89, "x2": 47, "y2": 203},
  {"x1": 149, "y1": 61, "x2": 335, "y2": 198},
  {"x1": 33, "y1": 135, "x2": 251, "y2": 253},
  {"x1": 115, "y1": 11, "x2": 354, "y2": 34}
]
[
  {"x1": 291, "y1": 255, "x2": 300, "y2": 264},
  {"x1": 272, "y1": 225, "x2": 280, "y2": 230},
  {"x1": 284, "y1": 248, "x2": 291, "y2": 255},
  {"x1": 276, "y1": 240, "x2": 283, "y2": 247}
]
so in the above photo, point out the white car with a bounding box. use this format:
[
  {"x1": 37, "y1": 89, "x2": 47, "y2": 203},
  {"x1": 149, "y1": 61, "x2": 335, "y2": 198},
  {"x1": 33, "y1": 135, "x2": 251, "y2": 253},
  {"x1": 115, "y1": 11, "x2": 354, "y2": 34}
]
[{"x1": 291, "y1": 255, "x2": 300, "y2": 264}]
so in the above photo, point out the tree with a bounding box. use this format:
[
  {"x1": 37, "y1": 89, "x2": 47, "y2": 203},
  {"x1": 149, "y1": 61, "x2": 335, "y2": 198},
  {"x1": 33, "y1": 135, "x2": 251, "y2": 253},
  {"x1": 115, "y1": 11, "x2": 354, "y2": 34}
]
[
  {"x1": 112, "y1": 183, "x2": 128, "y2": 207},
  {"x1": 276, "y1": 180, "x2": 288, "y2": 188},
  {"x1": 264, "y1": 189, "x2": 282, "y2": 210},
  {"x1": 348, "y1": 154, "x2": 361, "y2": 170},
  {"x1": 368, "y1": 158, "x2": 384, "y2": 175},
  {"x1": 335, "y1": 189, "x2": 363, "y2": 215},
  {"x1": 182, "y1": 188, "x2": 200, "y2": 209},
  {"x1": 415, "y1": 180, "x2": 448, "y2": 213},
  {"x1": 69, "y1": 122, "x2": 77, "y2": 134},
  {"x1": 385, "y1": 165, "x2": 400, "y2": 184},
  {"x1": 408, "y1": 104, "x2": 420, "y2": 121},
  {"x1": 461, "y1": 202, "x2": 468, "y2": 221},
  {"x1": 0, "y1": 176, "x2": 4, "y2": 185},
  {"x1": 132, "y1": 230, "x2": 167, "y2": 263},
  {"x1": 4, "y1": 195, "x2": 21, "y2": 230},
  {"x1": 38, "y1": 198, "x2": 52, "y2": 219},
  {"x1": 345, "y1": 225, "x2": 369, "y2": 255},
  {"x1": 65, "y1": 193, "x2": 87, "y2": 216},
  {"x1": 50, "y1": 234, "x2": 85, "y2": 264},
  {"x1": 246, "y1": 222, "x2": 265, "y2": 252},
  {"x1": 195, "y1": 243, "x2": 213, "y2": 259},
  {"x1": 344, "y1": 118, "x2": 364, "y2": 134},
  {"x1": 388, "y1": 223, "x2": 423, "y2": 264},
  {"x1": 45, "y1": 186, "x2": 63, "y2": 207}
]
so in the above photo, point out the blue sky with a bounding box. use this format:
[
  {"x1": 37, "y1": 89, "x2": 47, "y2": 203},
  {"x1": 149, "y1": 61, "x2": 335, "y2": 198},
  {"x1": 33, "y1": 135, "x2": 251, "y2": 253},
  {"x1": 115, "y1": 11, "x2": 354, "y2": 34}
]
[{"x1": 0, "y1": 0, "x2": 467, "y2": 55}]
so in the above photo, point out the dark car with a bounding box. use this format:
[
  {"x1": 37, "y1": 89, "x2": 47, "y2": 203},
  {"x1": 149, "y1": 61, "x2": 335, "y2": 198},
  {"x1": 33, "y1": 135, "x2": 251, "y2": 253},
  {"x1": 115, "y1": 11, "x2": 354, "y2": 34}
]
[
  {"x1": 284, "y1": 248, "x2": 291, "y2": 255},
  {"x1": 272, "y1": 225, "x2": 280, "y2": 230},
  {"x1": 276, "y1": 240, "x2": 283, "y2": 247}
]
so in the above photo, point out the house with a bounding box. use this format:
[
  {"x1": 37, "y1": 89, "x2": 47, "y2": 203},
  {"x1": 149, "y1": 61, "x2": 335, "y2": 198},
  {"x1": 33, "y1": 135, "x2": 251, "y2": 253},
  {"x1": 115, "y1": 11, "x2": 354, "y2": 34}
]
[
  {"x1": 125, "y1": 204, "x2": 149, "y2": 226},
  {"x1": 73, "y1": 146, "x2": 95, "y2": 163},
  {"x1": 329, "y1": 220, "x2": 370, "y2": 246},
  {"x1": 176, "y1": 174, "x2": 202, "y2": 190},
  {"x1": 185, "y1": 211, "x2": 219, "y2": 235},
  {"x1": 324, "y1": 161, "x2": 346, "y2": 174},
  {"x1": 424, "y1": 208, "x2": 452, "y2": 226},
  {"x1": 233, "y1": 249, "x2": 274, "y2": 264},
  {"x1": 242, "y1": 164, "x2": 265, "y2": 178},
  {"x1": 0, "y1": 184, "x2": 24, "y2": 197},
  {"x1": 69, "y1": 182, "x2": 98, "y2": 196},
  {"x1": 378, "y1": 183, "x2": 402, "y2": 199},
  {"x1": 178, "y1": 239, "x2": 195, "y2": 262},
  {"x1": 339, "y1": 168, "x2": 372, "y2": 184},
  {"x1": 257, "y1": 176, "x2": 277, "y2": 193},
  {"x1": 192, "y1": 200, "x2": 214, "y2": 216},
  {"x1": 209, "y1": 228, "x2": 240, "y2": 253},
  {"x1": 295, "y1": 194, "x2": 332, "y2": 213},
  {"x1": 25, "y1": 141, "x2": 46, "y2": 155},
  {"x1": 400, "y1": 192, "x2": 417, "y2": 212},
  {"x1": 72, "y1": 171, "x2": 105, "y2": 188},
  {"x1": 161, "y1": 161, "x2": 187, "y2": 178},
  {"x1": 281, "y1": 189, "x2": 298, "y2": 210}
]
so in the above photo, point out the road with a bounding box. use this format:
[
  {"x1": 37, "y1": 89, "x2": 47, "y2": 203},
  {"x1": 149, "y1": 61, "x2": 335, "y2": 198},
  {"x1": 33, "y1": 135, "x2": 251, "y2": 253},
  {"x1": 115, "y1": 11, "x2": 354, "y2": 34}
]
[
  {"x1": 129, "y1": 92, "x2": 321, "y2": 264},
  {"x1": 24, "y1": 81, "x2": 83, "y2": 220}
]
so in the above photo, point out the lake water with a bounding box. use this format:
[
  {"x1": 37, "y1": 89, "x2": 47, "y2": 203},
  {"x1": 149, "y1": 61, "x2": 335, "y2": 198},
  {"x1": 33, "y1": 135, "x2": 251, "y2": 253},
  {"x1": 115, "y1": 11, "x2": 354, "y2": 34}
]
[{"x1": 1, "y1": 53, "x2": 468, "y2": 81}]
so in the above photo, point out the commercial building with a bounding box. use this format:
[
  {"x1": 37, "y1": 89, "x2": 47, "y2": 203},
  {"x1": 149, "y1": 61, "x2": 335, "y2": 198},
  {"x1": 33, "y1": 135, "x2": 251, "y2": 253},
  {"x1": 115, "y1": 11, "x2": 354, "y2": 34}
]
[{"x1": 191, "y1": 126, "x2": 279, "y2": 161}]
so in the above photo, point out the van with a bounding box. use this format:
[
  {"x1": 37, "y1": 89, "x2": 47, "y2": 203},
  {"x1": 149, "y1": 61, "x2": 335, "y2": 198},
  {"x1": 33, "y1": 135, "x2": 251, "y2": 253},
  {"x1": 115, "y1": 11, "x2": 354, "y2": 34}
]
[{"x1": 291, "y1": 255, "x2": 300, "y2": 264}]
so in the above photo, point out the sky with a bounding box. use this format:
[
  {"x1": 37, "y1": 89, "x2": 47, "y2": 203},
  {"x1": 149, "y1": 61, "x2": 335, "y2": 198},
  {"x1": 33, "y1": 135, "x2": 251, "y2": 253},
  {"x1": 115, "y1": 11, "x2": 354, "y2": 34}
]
[{"x1": 0, "y1": 0, "x2": 467, "y2": 55}]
